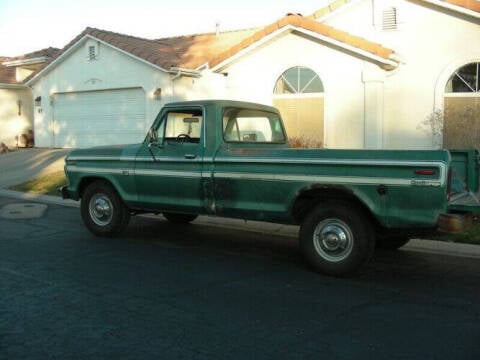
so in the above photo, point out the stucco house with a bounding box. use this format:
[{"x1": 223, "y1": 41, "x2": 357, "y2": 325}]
[
  {"x1": 0, "y1": 48, "x2": 58, "y2": 148},
  {"x1": 25, "y1": 0, "x2": 480, "y2": 150}
]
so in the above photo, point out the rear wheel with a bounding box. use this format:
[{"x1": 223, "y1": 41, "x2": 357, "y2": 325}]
[
  {"x1": 300, "y1": 203, "x2": 375, "y2": 276},
  {"x1": 163, "y1": 212, "x2": 198, "y2": 224},
  {"x1": 81, "y1": 181, "x2": 130, "y2": 237}
]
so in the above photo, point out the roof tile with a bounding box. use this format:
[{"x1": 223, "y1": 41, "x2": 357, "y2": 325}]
[
  {"x1": 209, "y1": 14, "x2": 394, "y2": 69},
  {"x1": 444, "y1": 0, "x2": 480, "y2": 12}
]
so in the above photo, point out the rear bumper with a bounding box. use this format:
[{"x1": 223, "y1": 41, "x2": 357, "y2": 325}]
[{"x1": 438, "y1": 213, "x2": 474, "y2": 233}]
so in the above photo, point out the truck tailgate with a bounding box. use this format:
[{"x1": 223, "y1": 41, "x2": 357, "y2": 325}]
[{"x1": 448, "y1": 149, "x2": 480, "y2": 213}]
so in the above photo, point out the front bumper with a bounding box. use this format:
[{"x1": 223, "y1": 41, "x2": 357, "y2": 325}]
[{"x1": 59, "y1": 186, "x2": 72, "y2": 200}]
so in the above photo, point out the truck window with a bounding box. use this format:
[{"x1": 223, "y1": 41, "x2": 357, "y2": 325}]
[
  {"x1": 163, "y1": 110, "x2": 202, "y2": 143},
  {"x1": 222, "y1": 108, "x2": 286, "y2": 144}
]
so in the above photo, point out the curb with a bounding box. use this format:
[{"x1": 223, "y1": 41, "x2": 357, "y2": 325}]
[
  {"x1": 0, "y1": 189, "x2": 79, "y2": 208},
  {"x1": 1, "y1": 189, "x2": 480, "y2": 259}
]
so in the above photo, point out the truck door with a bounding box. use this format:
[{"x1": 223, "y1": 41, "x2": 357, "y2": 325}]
[
  {"x1": 212, "y1": 107, "x2": 289, "y2": 220},
  {"x1": 134, "y1": 106, "x2": 205, "y2": 213}
]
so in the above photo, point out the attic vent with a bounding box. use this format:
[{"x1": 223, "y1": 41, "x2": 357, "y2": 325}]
[
  {"x1": 88, "y1": 46, "x2": 96, "y2": 60},
  {"x1": 382, "y1": 7, "x2": 397, "y2": 30}
]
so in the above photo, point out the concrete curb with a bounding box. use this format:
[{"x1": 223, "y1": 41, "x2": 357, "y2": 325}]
[
  {"x1": 0, "y1": 189, "x2": 79, "y2": 208},
  {"x1": 1, "y1": 189, "x2": 480, "y2": 259},
  {"x1": 404, "y1": 238, "x2": 480, "y2": 259}
]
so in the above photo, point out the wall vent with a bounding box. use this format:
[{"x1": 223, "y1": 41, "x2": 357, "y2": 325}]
[
  {"x1": 88, "y1": 46, "x2": 96, "y2": 60},
  {"x1": 382, "y1": 7, "x2": 398, "y2": 30}
]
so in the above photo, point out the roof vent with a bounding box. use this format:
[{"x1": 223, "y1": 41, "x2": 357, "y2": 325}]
[{"x1": 382, "y1": 7, "x2": 398, "y2": 30}]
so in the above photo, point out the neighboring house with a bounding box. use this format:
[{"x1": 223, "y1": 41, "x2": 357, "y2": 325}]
[
  {"x1": 26, "y1": 0, "x2": 479, "y2": 150},
  {"x1": 0, "y1": 48, "x2": 58, "y2": 148}
]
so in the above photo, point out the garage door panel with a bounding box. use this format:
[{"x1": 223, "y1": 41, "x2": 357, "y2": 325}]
[{"x1": 53, "y1": 88, "x2": 146, "y2": 148}]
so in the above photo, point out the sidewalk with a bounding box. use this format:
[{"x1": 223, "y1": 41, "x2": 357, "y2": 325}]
[
  {"x1": 0, "y1": 148, "x2": 69, "y2": 188},
  {"x1": 2, "y1": 188, "x2": 480, "y2": 259}
]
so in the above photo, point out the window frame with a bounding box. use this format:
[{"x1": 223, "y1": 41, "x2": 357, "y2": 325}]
[{"x1": 151, "y1": 107, "x2": 205, "y2": 145}]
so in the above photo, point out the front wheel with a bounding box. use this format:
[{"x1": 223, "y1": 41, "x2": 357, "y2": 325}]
[
  {"x1": 81, "y1": 181, "x2": 130, "y2": 237},
  {"x1": 299, "y1": 203, "x2": 375, "y2": 277}
]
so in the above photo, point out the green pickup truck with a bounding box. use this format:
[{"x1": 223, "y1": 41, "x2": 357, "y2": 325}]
[{"x1": 61, "y1": 100, "x2": 480, "y2": 276}]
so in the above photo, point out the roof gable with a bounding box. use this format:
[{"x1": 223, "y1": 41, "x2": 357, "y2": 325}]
[{"x1": 209, "y1": 14, "x2": 397, "y2": 70}]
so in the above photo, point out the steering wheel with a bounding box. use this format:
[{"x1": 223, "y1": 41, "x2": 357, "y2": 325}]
[{"x1": 176, "y1": 134, "x2": 191, "y2": 142}]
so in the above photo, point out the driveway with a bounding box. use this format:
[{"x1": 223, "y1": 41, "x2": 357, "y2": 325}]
[{"x1": 0, "y1": 148, "x2": 69, "y2": 188}]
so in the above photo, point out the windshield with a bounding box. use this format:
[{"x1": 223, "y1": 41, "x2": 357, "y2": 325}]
[{"x1": 222, "y1": 108, "x2": 286, "y2": 144}]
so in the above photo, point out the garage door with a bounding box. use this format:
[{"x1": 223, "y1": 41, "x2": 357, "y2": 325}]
[{"x1": 53, "y1": 88, "x2": 146, "y2": 148}]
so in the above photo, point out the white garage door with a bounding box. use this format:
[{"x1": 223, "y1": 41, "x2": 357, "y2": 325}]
[{"x1": 53, "y1": 88, "x2": 146, "y2": 148}]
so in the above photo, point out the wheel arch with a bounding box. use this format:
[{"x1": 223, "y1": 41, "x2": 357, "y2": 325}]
[
  {"x1": 291, "y1": 184, "x2": 380, "y2": 228},
  {"x1": 78, "y1": 176, "x2": 119, "y2": 198}
]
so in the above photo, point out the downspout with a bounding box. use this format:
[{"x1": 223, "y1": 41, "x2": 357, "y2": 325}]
[
  {"x1": 170, "y1": 70, "x2": 182, "y2": 102},
  {"x1": 169, "y1": 67, "x2": 201, "y2": 102}
]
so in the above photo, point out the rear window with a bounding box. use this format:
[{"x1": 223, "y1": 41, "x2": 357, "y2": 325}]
[{"x1": 222, "y1": 108, "x2": 286, "y2": 143}]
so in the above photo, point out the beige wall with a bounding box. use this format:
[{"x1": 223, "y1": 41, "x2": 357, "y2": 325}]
[
  {"x1": 0, "y1": 87, "x2": 33, "y2": 148},
  {"x1": 323, "y1": 0, "x2": 480, "y2": 149}
]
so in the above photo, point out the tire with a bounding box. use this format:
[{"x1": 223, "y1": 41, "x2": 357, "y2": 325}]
[
  {"x1": 299, "y1": 202, "x2": 375, "y2": 277},
  {"x1": 163, "y1": 212, "x2": 198, "y2": 224},
  {"x1": 80, "y1": 180, "x2": 130, "y2": 237},
  {"x1": 375, "y1": 235, "x2": 410, "y2": 251}
]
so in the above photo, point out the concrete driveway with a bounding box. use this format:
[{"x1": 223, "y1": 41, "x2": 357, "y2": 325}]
[{"x1": 0, "y1": 148, "x2": 70, "y2": 188}]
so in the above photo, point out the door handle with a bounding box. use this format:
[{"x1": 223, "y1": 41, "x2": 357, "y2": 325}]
[{"x1": 184, "y1": 154, "x2": 197, "y2": 159}]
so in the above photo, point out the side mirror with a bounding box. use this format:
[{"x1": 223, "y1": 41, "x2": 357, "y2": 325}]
[{"x1": 148, "y1": 128, "x2": 158, "y2": 143}]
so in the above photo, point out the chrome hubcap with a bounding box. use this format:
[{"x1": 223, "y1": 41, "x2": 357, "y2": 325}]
[
  {"x1": 89, "y1": 194, "x2": 113, "y2": 226},
  {"x1": 313, "y1": 219, "x2": 353, "y2": 262}
]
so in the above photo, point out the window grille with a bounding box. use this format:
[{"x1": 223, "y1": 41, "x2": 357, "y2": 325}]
[
  {"x1": 446, "y1": 62, "x2": 480, "y2": 93},
  {"x1": 274, "y1": 66, "x2": 323, "y2": 94}
]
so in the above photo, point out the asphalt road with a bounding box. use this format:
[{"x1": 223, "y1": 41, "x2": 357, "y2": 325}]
[{"x1": 1, "y1": 196, "x2": 480, "y2": 359}]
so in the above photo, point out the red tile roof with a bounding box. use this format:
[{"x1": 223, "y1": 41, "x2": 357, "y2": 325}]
[
  {"x1": 156, "y1": 28, "x2": 258, "y2": 69},
  {"x1": 209, "y1": 14, "x2": 395, "y2": 69},
  {"x1": 0, "y1": 57, "x2": 16, "y2": 84},
  {"x1": 28, "y1": 12, "x2": 396, "y2": 83},
  {"x1": 35, "y1": 27, "x2": 256, "y2": 73},
  {"x1": 6, "y1": 47, "x2": 60, "y2": 62},
  {"x1": 443, "y1": 0, "x2": 480, "y2": 12},
  {"x1": 1, "y1": 48, "x2": 59, "y2": 85}
]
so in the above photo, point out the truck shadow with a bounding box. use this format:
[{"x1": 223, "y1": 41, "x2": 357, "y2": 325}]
[{"x1": 123, "y1": 215, "x2": 480, "y2": 292}]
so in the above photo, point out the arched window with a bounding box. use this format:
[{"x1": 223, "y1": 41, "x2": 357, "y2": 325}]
[
  {"x1": 445, "y1": 62, "x2": 479, "y2": 93},
  {"x1": 273, "y1": 66, "x2": 324, "y2": 147},
  {"x1": 274, "y1": 66, "x2": 324, "y2": 94}
]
